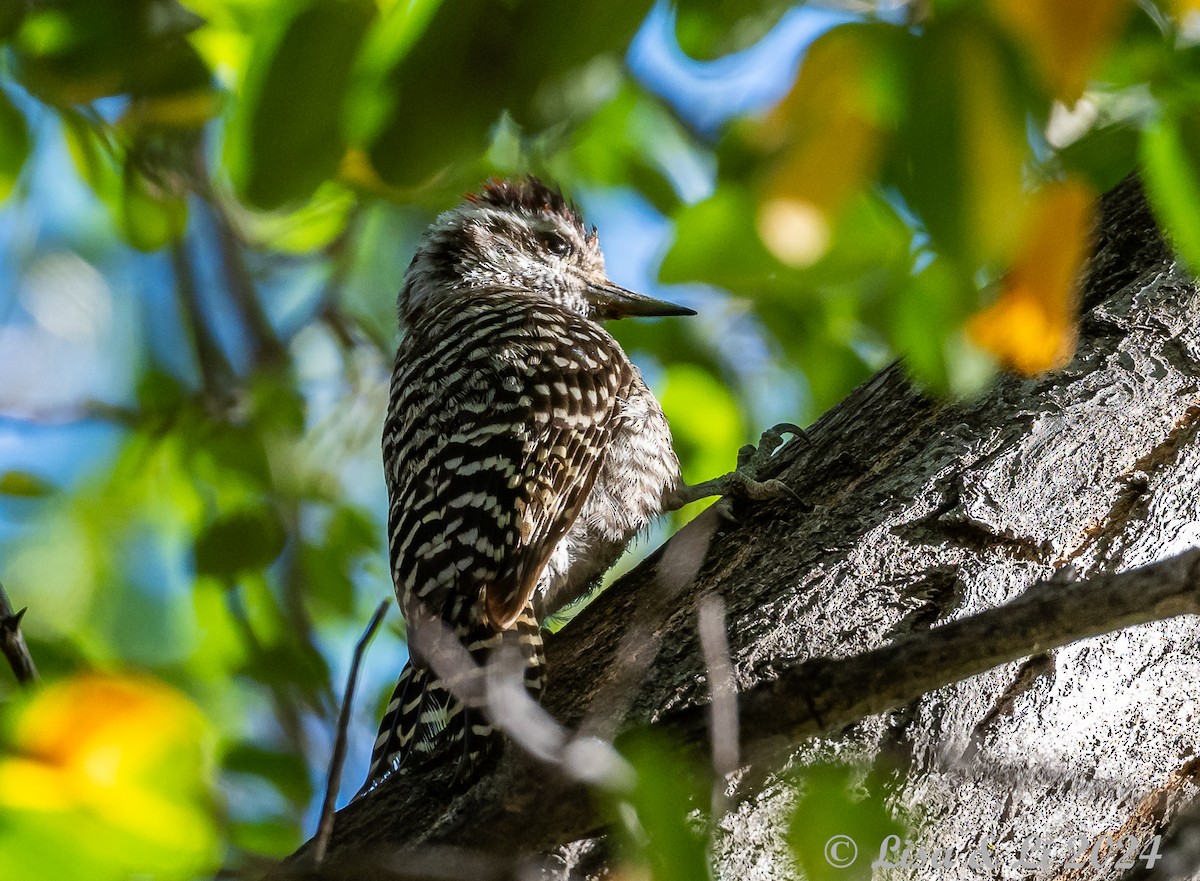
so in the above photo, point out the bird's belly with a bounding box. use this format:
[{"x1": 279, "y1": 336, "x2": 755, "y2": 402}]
[{"x1": 538, "y1": 396, "x2": 681, "y2": 614}]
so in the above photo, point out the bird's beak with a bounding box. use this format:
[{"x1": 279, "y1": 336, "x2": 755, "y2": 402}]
[{"x1": 585, "y1": 279, "x2": 696, "y2": 319}]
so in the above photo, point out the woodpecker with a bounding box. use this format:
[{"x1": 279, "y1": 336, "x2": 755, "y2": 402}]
[{"x1": 362, "y1": 177, "x2": 795, "y2": 791}]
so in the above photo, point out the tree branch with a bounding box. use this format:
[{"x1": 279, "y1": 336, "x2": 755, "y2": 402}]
[
  {"x1": 661, "y1": 547, "x2": 1200, "y2": 767},
  {"x1": 0, "y1": 579, "x2": 39, "y2": 687}
]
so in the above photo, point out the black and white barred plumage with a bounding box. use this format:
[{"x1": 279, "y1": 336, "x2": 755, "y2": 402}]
[{"x1": 362, "y1": 178, "x2": 693, "y2": 789}]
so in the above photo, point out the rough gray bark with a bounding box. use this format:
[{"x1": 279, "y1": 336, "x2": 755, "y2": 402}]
[{"x1": 284, "y1": 176, "x2": 1200, "y2": 880}]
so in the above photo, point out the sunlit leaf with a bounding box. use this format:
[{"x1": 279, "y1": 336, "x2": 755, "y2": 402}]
[
  {"x1": 661, "y1": 184, "x2": 795, "y2": 291},
  {"x1": 989, "y1": 0, "x2": 1132, "y2": 103},
  {"x1": 122, "y1": 89, "x2": 222, "y2": 130},
  {"x1": 1142, "y1": 103, "x2": 1200, "y2": 272},
  {"x1": 756, "y1": 24, "x2": 904, "y2": 267},
  {"x1": 967, "y1": 178, "x2": 1095, "y2": 375},
  {"x1": 61, "y1": 112, "x2": 121, "y2": 206},
  {"x1": 343, "y1": 0, "x2": 446, "y2": 145},
  {"x1": 787, "y1": 764, "x2": 904, "y2": 881},
  {"x1": 615, "y1": 733, "x2": 709, "y2": 881},
  {"x1": 553, "y1": 83, "x2": 698, "y2": 214},
  {"x1": 0, "y1": 674, "x2": 218, "y2": 881},
  {"x1": 659, "y1": 363, "x2": 745, "y2": 521},
  {"x1": 0, "y1": 87, "x2": 30, "y2": 203},
  {"x1": 121, "y1": 154, "x2": 188, "y2": 251},
  {"x1": 894, "y1": 13, "x2": 1031, "y2": 269},
  {"x1": 229, "y1": 0, "x2": 376, "y2": 209},
  {"x1": 236, "y1": 181, "x2": 357, "y2": 253}
]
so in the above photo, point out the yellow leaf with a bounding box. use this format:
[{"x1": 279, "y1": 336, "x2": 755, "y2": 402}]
[
  {"x1": 1169, "y1": 0, "x2": 1200, "y2": 16},
  {"x1": 988, "y1": 0, "x2": 1132, "y2": 102},
  {"x1": 968, "y1": 180, "x2": 1095, "y2": 375},
  {"x1": 0, "y1": 674, "x2": 217, "y2": 863},
  {"x1": 755, "y1": 26, "x2": 891, "y2": 266},
  {"x1": 121, "y1": 90, "x2": 223, "y2": 129}
]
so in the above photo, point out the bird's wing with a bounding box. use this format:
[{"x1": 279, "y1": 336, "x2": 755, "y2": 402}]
[{"x1": 385, "y1": 300, "x2": 633, "y2": 639}]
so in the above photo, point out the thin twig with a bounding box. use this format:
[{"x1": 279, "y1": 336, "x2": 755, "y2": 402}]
[
  {"x1": 313, "y1": 600, "x2": 390, "y2": 867},
  {"x1": 0, "y1": 579, "x2": 39, "y2": 686},
  {"x1": 697, "y1": 594, "x2": 738, "y2": 818},
  {"x1": 211, "y1": 207, "x2": 286, "y2": 368},
  {"x1": 170, "y1": 240, "x2": 234, "y2": 398}
]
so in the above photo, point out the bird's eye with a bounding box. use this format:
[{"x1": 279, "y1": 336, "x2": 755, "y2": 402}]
[{"x1": 540, "y1": 231, "x2": 572, "y2": 257}]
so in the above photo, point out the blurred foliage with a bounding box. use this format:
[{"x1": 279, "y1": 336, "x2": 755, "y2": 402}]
[
  {"x1": 0, "y1": 674, "x2": 218, "y2": 881},
  {"x1": 612, "y1": 739, "x2": 905, "y2": 881},
  {"x1": 1, "y1": 0, "x2": 1199, "y2": 875}
]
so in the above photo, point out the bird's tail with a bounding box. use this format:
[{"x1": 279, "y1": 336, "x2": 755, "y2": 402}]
[{"x1": 359, "y1": 603, "x2": 546, "y2": 793}]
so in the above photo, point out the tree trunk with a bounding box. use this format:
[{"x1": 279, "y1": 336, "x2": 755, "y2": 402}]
[{"x1": 283, "y1": 176, "x2": 1200, "y2": 880}]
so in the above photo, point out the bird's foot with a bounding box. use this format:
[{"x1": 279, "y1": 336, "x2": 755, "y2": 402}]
[{"x1": 667, "y1": 423, "x2": 809, "y2": 515}]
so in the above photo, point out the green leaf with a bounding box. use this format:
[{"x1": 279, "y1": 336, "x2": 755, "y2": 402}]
[
  {"x1": 786, "y1": 764, "x2": 904, "y2": 881},
  {"x1": 892, "y1": 13, "x2": 1032, "y2": 269},
  {"x1": 882, "y1": 257, "x2": 978, "y2": 393},
  {"x1": 660, "y1": 363, "x2": 745, "y2": 487},
  {"x1": 673, "y1": 0, "x2": 788, "y2": 60},
  {"x1": 660, "y1": 185, "x2": 796, "y2": 291},
  {"x1": 0, "y1": 0, "x2": 25, "y2": 41},
  {"x1": 1142, "y1": 103, "x2": 1200, "y2": 271},
  {"x1": 0, "y1": 471, "x2": 52, "y2": 497},
  {"x1": 617, "y1": 733, "x2": 710, "y2": 881},
  {"x1": 365, "y1": 0, "x2": 651, "y2": 187},
  {"x1": 229, "y1": 0, "x2": 376, "y2": 209},
  {"x1": 13, "y1": 0, "x2": 209, "y2": 104},
  {"x1": 0, "y1": 87, "x2": 30, "y2": 202},
  {"x1": 223, "y1": 742, "x2": 313, "y2": 806},
  {"x1": 120, "y1": 155, "x2": 188, "y2": 251},
  {"x1": 1055, "y1": 122, "x2": 1140, "y2": 192},
  {"x1": 194, "y1": 509, "x2": 287, "y2": 582},
  {"x1": 301, "y1": 506, "x2": 378, "y2": 619}
]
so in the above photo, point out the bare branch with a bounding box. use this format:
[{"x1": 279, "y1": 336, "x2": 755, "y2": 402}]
[
  {"x1": 661, "y1": 548, "x2": 1200, "y2": 769},
  {"x1": 0, "y1": 579, "x2": 39, "y2": 687},
  {"x1": 313, "y1": 600, "x2": 390, "y2": 867},
  {"x1": 170, "y1": 239, "x2": 234, "y2": 399}
]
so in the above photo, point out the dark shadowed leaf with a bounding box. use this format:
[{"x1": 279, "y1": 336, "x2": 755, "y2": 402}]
[
  {"x1": 223, "y1": 742, "x2": 313, "y2": 806},
  {"x1": 229, "y1": 0, "x2": 375, "y2": 209},
  {"x1": 0, "y1": 471, "x2": 52, "y2": 497},
  {"x1": 1055, "y1": 122, "x2": 1140, "y2": 192},
  {"x1": 194, "y1": 509, "x2": 287, "y2": 582},
  {"x1": 365, "y1": 0, "x2": 650, "y2": 188},
  {"x1": 891, "y1": 13, "x2": 1032, "y2": 270}
]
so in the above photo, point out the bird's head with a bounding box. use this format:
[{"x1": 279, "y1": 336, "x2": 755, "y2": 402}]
[{"x1": 398, "y1": 176, "x2": 694, "y2": 328}]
